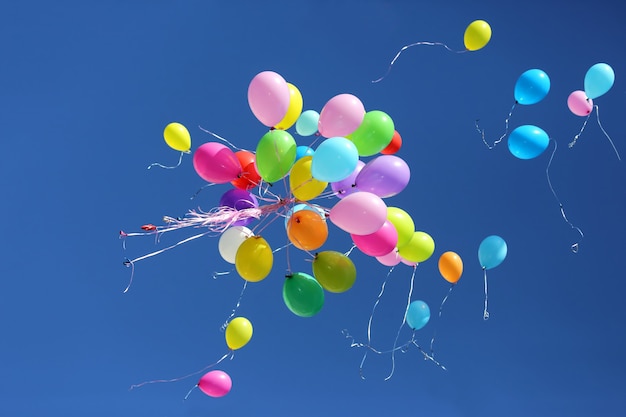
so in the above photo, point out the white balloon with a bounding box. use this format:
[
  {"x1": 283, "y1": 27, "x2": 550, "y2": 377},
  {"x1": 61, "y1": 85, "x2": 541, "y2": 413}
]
[{"x1": 219, "y1": 226, "x2": 254, "y2": 264}]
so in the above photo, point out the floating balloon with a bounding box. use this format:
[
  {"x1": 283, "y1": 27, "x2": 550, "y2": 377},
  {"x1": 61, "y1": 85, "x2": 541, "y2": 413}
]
[
  {"x1": 231, "y1": 150, "x2": 261, "y2": 190},
  {"x1": 295, "y1": 145, "x2": 314, "y2": 161},
  {"x1": 247, "y1": 71, "x2": 290, "y2": 127},
  {"x1": 218, "y1": 226, "x2": 253, "y2": 264},
  {"x1": 330, "y1": 160, "x2": 364, "y2": 199},
  {"x1": 478, "y1": 235, "x2": 507, "y2": 270},
  {"x1": 318, "y1": 94, "x2": 365, "y2": 138},
  {"x1": 283, "y1": 272, "x2": 325, "y2": 317},
  {"x1": 193, "y1": 143, "x2": 242, "y2": 184},
  {"x1": 163, "y1": 122, "x2": 191, "y2": 152},
  {"x1": 347, "y1": 110, "x2": 395, "y2": 157},
  {"x1": 296, "y1": 110, "x2": 320, "y2": 136},
  {"x1": 438, "y1": 251, "x2": 463, "y2": 283},
  {"x1": 381, "y1": 130, "x2": 402, "y2": 155},
  {"x1": 463, "y1": 20, "x2": 491, "y2": 51},
  {"x1": 507, "y1": 125, "x2": 549, "y2": 159},
  {"x1": 255, "y1": 129, "x2": 297, "y2": 183},
  {"x1": 386, "y1": 207, "x2": 415, "y2": 248},
  {"x1": 567, "y1": 90, "x2": 593, "y2": 116},
  {"x1": 289, "y1": 156, "x2": 328, "y2": 201},
  {"x1": 329, "y1": 191, "x2": 388, "y2": 235},
  {"x1": 312, "y1": 251, "x2": 357, "y2": 293},
  {"x1": 287, "y1": 209, "x2": 328, "y2": 251},
  {"x1": 514, "y1": 69, "x2": 550, "y2": 105},
  {"x1": 351, "y1": 220, "x2": 398, "y2": 257},
  {"x1": 225, "y1": 317, "x2": 253, "y2": 350},
  {"x1": 219, "y1": 189, "x2": 259, "y2": 227},
  {"x1": 198, "y1": 370, "x2": 232, "y2": 398},
  {"x1": 311, "y1": 137, "x2": 359, "y2": 183},
  {"x1": 584, "y1": 63, "x2": 615, "y2": 100},
  {"x1": 406, "y1": 300, "x2": 430, "y2": 330},
  {"x1": 284, "y1": 203, "x2": 325, "y2": 229},
  {"x1": 398, "y1": 231, "x2": 435, "y2": 263},
  {"x1": 275, "y1": 82, "x2": 303, "y2": 130},
  {"x1": 376, "y1": 249, "x2": 402, "y2": 267},
  {"x1": 355, "y1": 155, "x2": 410, "y2": 198},
  {"x1": 235, "y1": 236, "x2": 273, "y2": 282}
]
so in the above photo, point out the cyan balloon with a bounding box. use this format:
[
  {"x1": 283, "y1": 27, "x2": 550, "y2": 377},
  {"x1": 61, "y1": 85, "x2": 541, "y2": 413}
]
[
  {"x1": 406, "y1": 300, "x2": 430, "y2": 330},
  {"x1": 514, "y1": 69, "x2": 550, "y2": 105},
  {"x1": 508, "y1": 125, "x2": 549, "y2": 160},
  {"x1": 478, "y1": 235, "x2": 507, "y2": 270},
  {"x1": 296, "y1": 110, "x2": 320, "y2": 136},
  {"x1": 311, "y1": 137, "x2": 359, "y2": 182},
  {"x1": 584, "y1": 63, "x2": 615, "y2": 100},
  {"x1": 296, "y1": 145, "x2": 314, "y2": 161}
]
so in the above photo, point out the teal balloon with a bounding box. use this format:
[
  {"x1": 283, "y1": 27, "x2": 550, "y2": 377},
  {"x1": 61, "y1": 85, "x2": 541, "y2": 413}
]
[
  {"x1": 514, "y1": 69, "x2": 550, "y2": 105},
  {"x1": 283, "y1": 272, "x2": 325, "y2": 317},
  {"x1": 478, "y1": 235, "x2": 507, "y2": 270},
  {"x1": 584, "y1": 63, "x2": 615, "y2": 100},
  {"x1": 311, "y1": 137, "x2": 359, "y2": 182},
  {"x1": 296, "y1": 110, "x2": 320, "y2": 136},
  {"x1": 508, "y1": 125, "x2": 549, "y2": 159},
  {"x1": 406, "y1": 300, "x2": 430, "y2": 330},
  {"x1": 296, "y1": 145, "x2": 314, "y2": 161}
]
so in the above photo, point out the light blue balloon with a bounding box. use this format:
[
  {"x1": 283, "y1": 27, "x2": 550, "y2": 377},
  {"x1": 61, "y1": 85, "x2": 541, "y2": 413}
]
[
  {"x1": 296, "y1": 110, "x2": 320, "y2": 136},
  {"x1": 514, "y1": 69, "x2": 550, "y2": 105},
  {"x1": 478, "y1": 235, "x2": 507, "y2": 270},
  {"x1": 584, "y1": 63, "x2": 615, "y2": 100},
  {"x1": 311, "y1": 137, "x2": 359, "y2": 183},
  {"x1": 295, "y1": 145, "x2": 314, "y2": 161},
  {"x1": 508, "y1": 125, "x2": 549, "y2": 159},
  {"x1": 406, "y1": 300, "x2": 430, "y2": 330}
]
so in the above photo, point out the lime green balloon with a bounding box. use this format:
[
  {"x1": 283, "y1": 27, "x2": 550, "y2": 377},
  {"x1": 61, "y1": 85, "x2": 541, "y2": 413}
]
[
  {"x1": 283, "y1": 272, "x2": 324, "y2": 317},
  {"x1": 386, "y1": 207, "x2": 415, "y2": 248},
  {"x1": 255, "y1": 129, "x2": 297, "y2": 183},
  {"x1": 398, "y1": 231, "x2": 435, "y2": 263},
  {"x1": 312, "y1": 251, "x2": 357, "y2": 293},
  {"x1": 347, "y1": 110, "x2": 394, "y2": 157}
]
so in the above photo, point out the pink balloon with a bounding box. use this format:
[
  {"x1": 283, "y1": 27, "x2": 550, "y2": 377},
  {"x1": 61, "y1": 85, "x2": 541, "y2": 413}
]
[
  {"x1": 248, "y1": 71, "x2": 290, "y2": 127},
  {"x1": 198, "y1": 370, "x2": 232, "y2": 398},
  {"x1": 318, "y1": 94, "x2": 365, "y2": 138},
  {"x1": 376, "y1": 249, "x2": 402, "y2": 266},
  {"x1": 567, "y1": 90, "x2": 593, "y2": 117},
  {"x1": 355, "y1": 155, "x2": 410, "y2": 198},
  {"x1": 329, "y1": 191, "x2": 387, "y2": 235},
  {"x1": 331, "y1": 160, "x2": 365, "y2": 199},
  {"x1": 351, "y1": 220, "x2": 398, "y2": 257},
  {"x1": 193, "y1": 143, "x2": 242, "y2": 183}
]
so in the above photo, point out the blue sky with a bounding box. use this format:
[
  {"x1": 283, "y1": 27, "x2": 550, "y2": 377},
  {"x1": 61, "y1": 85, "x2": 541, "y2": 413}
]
[{"x1": 1, "y1": 1, "x2": 625, "y2": 416}]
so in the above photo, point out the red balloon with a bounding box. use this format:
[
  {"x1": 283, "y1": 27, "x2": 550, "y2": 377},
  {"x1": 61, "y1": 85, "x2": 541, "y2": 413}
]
[
  {"x1": 381, "y1": 130, "x2": 402, "y2": 155},
  {"x1": 231, "y1": 150, "x2": 261, "y2": 190}
]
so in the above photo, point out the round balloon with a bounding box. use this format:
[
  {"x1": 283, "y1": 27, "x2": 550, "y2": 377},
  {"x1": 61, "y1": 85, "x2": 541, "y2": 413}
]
[
  {"x1": 312, "y1": 251, "x2": 357, "y2": 293},
  {"x1": 295, "y1": 145, "x2": 314, "y2": 161},
  {"x1": 231, "y1": 150, "x2": 261, "y2": 190},
  {"x1": 247, "y1": 71, "x2": 290, "y2": 127},
  {"x1": 329, "y1": 191, "x2": 388, "y2": 235},
  {"x1": 398, "y1": 231, "x2": 435, "y2": 263},
  {"x1": 507, "y1": 125, "x2": 549, "y2": 160},
  {"x1": 514, "y1": 69, "x2": 550, "y2": 105},
  {"x1": 193, "y1": 142, "x2": 242, "y2": 184},
  {"x1": 376, "y1": 249, "x2": 402, "y2": 267},
  {"x1": 219, "y1": 189, "x2": 259, "y2": 227},
  {"x1": 355, "y1": 155, "x2": 410, "y2": 198},
  {"x1": 287, "y1": 209, "x2": 328, "y2": 251},
  {"x1": 235, "y1": 236, "x2": 273, "y2": 282},
  {"x1": 464, "y1": 20, "x2": 491, "y2": 51},
  {"x1": 274, "y1": 82, "x2": 303, "y2": 130},
  {"x1": 478, "y1": 235, "x2": 507, "y2": 270},
  {"x1": 567, "y1": 90, "x2": 593, "y2": 116},
  {"x1": 255, "y1": 129, "x2": 297, "y2": 183},
  {"x1": 381, "y1": 130, "x2": 402, "y2": 155},
  {"x1": 163, "y1": 122, "x2": 191, "y2": 152},
  {"x1": 311, "y1": 137, "x2": 359, "y2": 183},
  {"x1": 351, "y1": 220, "x2": 398, "y2": 257},
  {"x1": 386, "y1": 207, "x2": 415, "y2": 248},
  {"x1": 283, "y1": 203, "x2": 325, "y2": 229},
  {"x1": 289, "y1": 156, "x2": 328, "y2": 201},
  {"x1": 347, "y1": 110, "x2": 395, "y2": 156},
  {"x1": 198, "y1": 370, "x2": 232, "y2": 398},
  {"x1": 225, "y1": 317, "x2": 253, "y2": 350},
  {"x1": 218, "y1": 226, "x2": 254, "y2": 264},
  {"x1": 330, "y1": 160, "x2": 364, "y2": 199},
  {"x1": 296, "y1": 110, "x2": 320, "y2": 136},
  {"x1": 584, "y1": 63, "x2": 615, "y2": 100},
  {"x1": 406, "y1": 300, "x2": 430, "y2": 330},
  {"x1": 318, "y1": 94, "x2": 365, "y2": 138},
  {"x1": 283, "y1": 272, "x2": 325, "y2": 317},
  {"x1": 438, "y1": 251, "x2": 463, "y2": 283}
]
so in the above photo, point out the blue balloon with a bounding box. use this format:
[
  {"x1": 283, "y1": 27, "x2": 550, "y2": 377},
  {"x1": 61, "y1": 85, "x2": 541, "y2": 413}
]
[
  {"x1": 295, "y1": 145, "x2": 314, "y2": 161},
  {"x1": 406, "y1": 300, "x2": 430, "y2": 330},
  {"x1": 478, "y1": 235, "x2": 507, "y2": 270},
  {"x1": 508, "y1": 125, "x2": 549, "y2": 159},
  {"x1": 295, "y1": 110, "x2": 320, "y2": 136},
  {"x1": 311, "y1": 137, "x2": 359, "y2": 183},
  {"x1": 514, "y1": 69, "x2": 550, "y2": 105},
  {"x1": 584, "y1": 63, "x2": 615, "y2": 100}
]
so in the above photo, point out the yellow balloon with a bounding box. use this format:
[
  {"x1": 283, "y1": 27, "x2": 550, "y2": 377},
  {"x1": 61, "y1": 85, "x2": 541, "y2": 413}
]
[
  {"x1": 225, "y1": 317, "x2": 253, "y2": 350},
  {"x1": 274, "y1": 83, "x2": 303, "y2": 130},
  {"x1": 398, "y1": 231, "x2": 435, "y2": 263},
  {"x1": 289, "y1": 156, "x2": 328, "y2": 201},
  {"x1": 463, "y1": 20, "x2": 492, "y2": 51},
  {"x1": 235, "y1": 236, "x2": 273, "y2": 282},
  {"x1": 163, "y1": 122, "x2": 191, "y2": 152}
]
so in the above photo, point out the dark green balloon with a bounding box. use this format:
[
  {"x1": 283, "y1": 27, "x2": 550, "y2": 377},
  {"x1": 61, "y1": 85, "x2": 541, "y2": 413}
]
[
  {"x1": 312, "y1": 251, "x2": 356, "y2": 293},
  {"x1": 283, "y1": 272, "x2": 324, "y2": 317}
]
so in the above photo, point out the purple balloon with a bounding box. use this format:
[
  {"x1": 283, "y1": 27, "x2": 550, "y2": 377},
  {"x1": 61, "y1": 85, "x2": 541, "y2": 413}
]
[
  {"x1": 354, "y1": 155, "x2": 410, "y2": 198},
  {"x1": 331, "y1": 160, "x2": 365, "y2": 199},
  {"x1": 219, "y1": 189, "x2": 259, "y2": 226}
]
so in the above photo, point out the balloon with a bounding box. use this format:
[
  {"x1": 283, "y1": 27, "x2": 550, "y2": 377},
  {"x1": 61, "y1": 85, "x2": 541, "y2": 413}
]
[
  {"x1": 289, "y1": 156, "x2": 328, "y2": 201},
  {"x1": 311, "y1": 137, "x2": 359, "y2": 183},
  {"x1": 381, "y1": 130, "x2": 402, "y2": 155},
  {"x1": 464, "y1": 20, "x2": 491, "y2": 51},
  {"x1": 295, "y1": 145, "x2": 314, "y2": 161},
  {"x1": 198, "y1": 370, "x2": 232, "y2": 398},
  {"x1": 274, "y1": 83, "x2": 303, "y2": 130},
  {"x1": 193, "y1": 142, "x2": 242, "y2": 184},
  {"x1": 376, "y1": 249, "x2": 402, "y2": 267},
  {"x1": 507, "y1": 125, "x2": 550, "y2": 160},
  {"x1": 584, "y1": 63, "x2": 615, "y2": 100},
  {"x1": 225, "y1": 317, "x2": 253, "y2": 350},
  {"x1": 351, "y1": 220, "x2": 398, "y2": 257},
  {"x1": 218, "y1": 226, "x2": 253, "y2": 264},
  {"x1": 386, "y1": 207, "x2": 415, "y2": 248},
  {"x1": 567, "y1": 90, "x2": 593, "y2": 116},
  {"x1": 329, "y1": 191, "x2": 388, "y2": 235},
  {"x1": 218, "y1": 189, "x2": 259, "y2": 227},
  {"x1": 231, "y1": 151, "x2": 261, "y2": 190},
  {"x1": 163, "y1": 122, "x2": 191, "y2": 152},
  {"x1": 478, "y1": 235, "x2": 507, "y2": 270},
  {"x1": 406, "y1": 300, "x2": 430, "y2": 330},
  {"x1": 296, "y1": 110, "x2": 320, "y2": 136},
  {"x1": 398, "y1": 231, "x2": 435, "y2": 263},
  {"x1": 438, "y1": 251, "x2": 463, "y2": 283},
  {"x1": 283, "y1": 272, "x2": 325, "y2": 317},
  {"x1": 312, "y1": 251, "x2": 357, "y2": 293},
  {"x1": 347, "y1": 110, "x2": 395, "y2": 156},
  {"x1": 235, "y1": 236, "x2": 273, "y2": 282},
  {"x1": 514, "y1": 69, "x2": 550, "y2": 105},
  {"x1": 355, "y1": 155, "x2": 410, "y2": 198},
  {"x1": 287, "y1": 209, "x2": 328, "y2": 251},
  {"x1": 247, "y1": 71, "x2": 290, "y2": 127},
  {"x1": 255, "y1": 129, "x2": 297, "y2": 183},
  {"x1": 283, "y1": 203, "x2": 325, "y2": 229},
  {"x1": 330, "y1": 160, "x2": 364, "y2": 199},
  {"x1": 318, "y1": 94, "x2": 365, "y2": 138}
]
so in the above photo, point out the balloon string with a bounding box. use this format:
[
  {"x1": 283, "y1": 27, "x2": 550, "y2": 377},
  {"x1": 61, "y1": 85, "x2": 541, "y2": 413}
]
[
  {"x1": 546, "y1": 139, "x2": 584, "y2": 253},
  {"x1": 190, "y1": 183, "x2": 217, "y2": 200},
  {"x1": 568, "y1": 109, "x2": 592, "y2": 149},
  {"x1": 482, "y1": 267, "x2": 489, "y2": 320},
  {"x1": 198, "y1": 126, "x2": 248, "y2": 151},
  {"x1": 183, "y1": 385, "x2": 198, "y2": 401},
  {"x1": 147, "y1": 151, "x2": 185, "y2": 170},
  {"x1": 595, "y1": 105, "x2": 621, "y2": 161},
  {"x1": 220, "y1": 281, "x2": 248, "y2": 331},
  {"x1": 430, "y1": 283, "x2": 456, "y2": 358},
  {"x1": 475, "y1": 102, "x2": 517, "y2": 149},
  {"x1": 372, "y1": 41, "x2": 466, "y2": 83}
]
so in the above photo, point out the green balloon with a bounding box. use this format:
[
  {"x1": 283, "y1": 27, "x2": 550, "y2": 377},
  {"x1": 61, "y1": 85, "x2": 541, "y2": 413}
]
[
  {"x1": 398, "y1": 231, "x2": 435, "y2": 263},
  {"x1": 283, "y1": 272, "x2": 325, "y2": 317},
  {"x1": 348, "y1": 110, "x2": 394, "y2": 157},
  {"x1": 312, "y1": 251, "x2": 356, "y2": 293},
  {"x1": 386, "y1": 207, "x2": 415, "y2": 248},
  {"x1": 255, "y1": 129, "x2": 297, "y2": 183}
]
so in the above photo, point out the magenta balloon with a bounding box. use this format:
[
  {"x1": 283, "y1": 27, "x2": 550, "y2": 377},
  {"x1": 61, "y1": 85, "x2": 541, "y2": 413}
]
[
  {"x1": 247, "y1": 71, "x2": 290, "y2": 127},
  {"x1": 355, "y1": 155, "x2": 410, "y2": 198},
  {"x1": 567, "y1": 90, "x2": 593, "y2": 117},
  {"x1": 329, "y1": 191, "x2": 387, "y2": 235},
  {"x1": 376, "y1": 249, "x2": 402, "y2": 266},
  {"x1": 331, "y1": 160, "x2": 365, "y2": 199},
  {"x1": 351, "y1": 220, "x2": 398, "y2": 257},
  {"x1": 198, "y1": 370, "x2": 232, "y2": 398},
  {"x1": 318, "y1": 94, "x2": 365, "y2": 138},
  {"x1": 193, "y1": 142, "x2": 241, "y2": 183}
]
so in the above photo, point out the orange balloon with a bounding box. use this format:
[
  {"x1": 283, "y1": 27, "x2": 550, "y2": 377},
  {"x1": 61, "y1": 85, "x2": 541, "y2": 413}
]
[
  {"x1": 438, "y1": 251, "x2": 463, "y2": 283},
  {"x1": 287, "y1": 209, "x2": 328, "y2": 251}
]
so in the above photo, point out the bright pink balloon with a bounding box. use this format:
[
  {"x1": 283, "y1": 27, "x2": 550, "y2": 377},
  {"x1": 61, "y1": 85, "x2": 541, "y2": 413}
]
[
  {"x1": 567, "y1": 90, "x2": 593, "y2": 117},
  {"x1": 318, "y1": 94, "x2": 365, "y2": 138},
  {"x1": 193, "y1": 143, "x2": 241, "y2": 183},
  {"x1": 329, "y1": 191, "x2": 387, "y2": 235},
  {"x1": 198, "y1": 370, "x2": 232, "y2": 398},
  {"x1": 351, "y1": 220, "x2": 398, "y2": 257},
  {"x1": 248, "y1": 71, "x2": 290, "y2": 127},
  {"x1": 355, "y1": 155, "x2": 410, "y2": 198},
  {"x1": 376, "y1": 249, "x2": 402, "y2": 266}
]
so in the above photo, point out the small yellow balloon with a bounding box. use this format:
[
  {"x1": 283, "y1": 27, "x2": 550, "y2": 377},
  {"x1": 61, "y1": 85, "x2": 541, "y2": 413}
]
[
  {"x1": 464, "y1": 20, "x2": 492, "y2": 51},
  {"x1": 163, "y1": 122, "x2": 191, "y2": 152},
  {"x1": 274, "y1": 83, "x2": 303, "y2": 130},
  {"x1": 235, "y1": 236, "x2": 273, "y2": 282},
  {"x1": 225, "y1": 317, "x2": 253, "y2": 350},
  {"x1": 289, "y1": 156, "x2": 328, "y2": 201}
]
